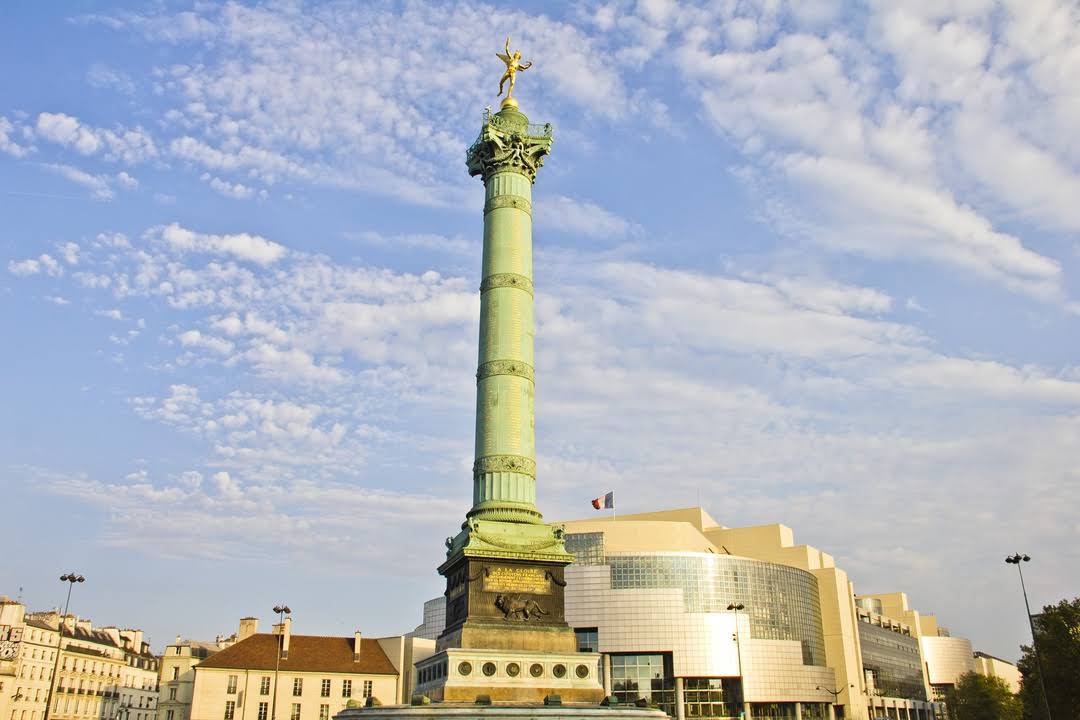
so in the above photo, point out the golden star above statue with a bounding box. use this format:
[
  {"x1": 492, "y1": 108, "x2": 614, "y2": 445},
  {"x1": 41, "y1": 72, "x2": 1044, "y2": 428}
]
[{"x1": 496, "y1": 36, "x2": 532, "y2": 108}]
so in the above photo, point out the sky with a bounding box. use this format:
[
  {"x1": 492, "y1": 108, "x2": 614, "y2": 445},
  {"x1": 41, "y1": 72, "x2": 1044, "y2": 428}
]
[{"x1": 1, "y1": 0, "x2": 1078, "y2": 663}]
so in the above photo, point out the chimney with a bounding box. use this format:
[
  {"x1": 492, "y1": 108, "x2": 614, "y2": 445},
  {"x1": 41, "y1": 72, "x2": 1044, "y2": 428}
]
[
  {"x1": 99, "y1": 627, "x2": 122, "y2": 647},
  {"x1": 76, "y1": 619, "x2": 92, "y2": 635},
  {"x1": 238, "y1": 617, "x2": 258, "y2": 641},
  {"x1": 175, "y1": 635, "x2": 182, "y2": 645},
  {"x1": 272, "y1": 617, "x2": 291, "y2": 658},
  {"x1": 353, "y1": 631, "x2": 362, "y2": 661}
]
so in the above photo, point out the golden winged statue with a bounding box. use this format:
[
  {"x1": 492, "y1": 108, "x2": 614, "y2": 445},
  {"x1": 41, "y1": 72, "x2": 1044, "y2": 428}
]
[{"x1": 496, "y1": 36, "x2": 533, "y2": 104}]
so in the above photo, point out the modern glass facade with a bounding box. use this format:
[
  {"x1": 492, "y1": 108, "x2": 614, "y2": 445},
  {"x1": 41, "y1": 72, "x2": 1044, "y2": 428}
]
[
  {"x1": 575, "y1": 541, "x2": 825, "y2": 667},
  {"x1": 750, "y1": 703, "x2": 797, "y2": 719},
  {"x1": 610, "y1": 654, "x2": 676, "y2": 715},
  {"x1": 683, "y1": 678, "x2": 743, "y2": 718},
  {"x1": 857, "y1": 622, "x2": 925, "y2": 701},
  {"x1": 565, "y1": 532, "x2": 605, "y2": 565}
]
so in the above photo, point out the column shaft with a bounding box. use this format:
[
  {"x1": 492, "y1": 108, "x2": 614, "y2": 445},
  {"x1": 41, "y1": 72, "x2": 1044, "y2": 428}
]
[{"x1": 471, "y1": 170, "x2": 540, "y2": 522}]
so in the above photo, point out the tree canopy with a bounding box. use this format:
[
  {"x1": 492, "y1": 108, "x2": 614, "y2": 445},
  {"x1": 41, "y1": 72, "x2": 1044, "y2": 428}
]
[
  {"x1": 1017, "y1": 596, "x2": 1080, "y2": 720},
  {"x1": 945, "y1": 672, "x2": 1021, "y2": 720}
]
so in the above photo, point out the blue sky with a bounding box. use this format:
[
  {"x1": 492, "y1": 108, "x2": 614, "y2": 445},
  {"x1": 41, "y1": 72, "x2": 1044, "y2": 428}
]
[{"x1": 2, "y1": 0, "x2": 1078, "y2": 662}]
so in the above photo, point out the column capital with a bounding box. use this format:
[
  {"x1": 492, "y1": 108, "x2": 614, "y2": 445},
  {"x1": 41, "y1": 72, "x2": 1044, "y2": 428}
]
[{"x1": 466, "y1": 106, "x2": 553, "y2": 183}]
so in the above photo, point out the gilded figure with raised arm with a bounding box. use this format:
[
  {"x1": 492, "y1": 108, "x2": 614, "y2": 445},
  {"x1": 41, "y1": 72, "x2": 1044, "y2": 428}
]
[{"x1": 496, "y1": 36, "x2": 533, "y2": 102}]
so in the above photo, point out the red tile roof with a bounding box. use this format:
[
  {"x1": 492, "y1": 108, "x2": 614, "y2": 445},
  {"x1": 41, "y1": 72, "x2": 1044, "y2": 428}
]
[{"x1": 197, "y1": 634, "x2": 396, "y2": 675}]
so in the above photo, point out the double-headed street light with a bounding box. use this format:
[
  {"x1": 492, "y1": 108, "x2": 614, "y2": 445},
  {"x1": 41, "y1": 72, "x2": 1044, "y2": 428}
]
[
  {"x1": 43, "y1": 573, "x2": 85, "y2": 720},
  {"x1": 727, "y1": 603, "x2": 747, "y2": 711},
  {"x1": 817, "y1": 684, "x2": 854, "y2": 720},
  {"x1": 271, "y1": 605, "x2": 291, "y2": 720},
  {"x1": 1005, "y1": 553, "x2": 1052, "y2": 720}
]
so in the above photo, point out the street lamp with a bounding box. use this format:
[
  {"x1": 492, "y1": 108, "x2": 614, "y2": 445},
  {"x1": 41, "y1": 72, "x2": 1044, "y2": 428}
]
[
  {"x1": 43, "y1": 573, "x2": 85, "y2": 720},
  {"x1": 1006, "y1": 553, "x2": 1053, "y2": 720},
  {"x1": 727, "y1": 604, "x2": 747, "y2": 719},
  {"x1": 270, "y1": 605, "x2": 291, "y2": 720},
  {"x1": 817, "y1": 684, "x2": 854, "y2": 720}
]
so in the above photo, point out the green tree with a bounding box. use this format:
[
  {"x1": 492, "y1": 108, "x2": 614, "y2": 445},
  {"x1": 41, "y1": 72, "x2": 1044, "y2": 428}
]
[
  {"x1": 1017, "y1": 597, "x2": 1080, "y2": 720},
  {"x1": 945, "y1": 672, "x2": 1022, "y2": 720}
]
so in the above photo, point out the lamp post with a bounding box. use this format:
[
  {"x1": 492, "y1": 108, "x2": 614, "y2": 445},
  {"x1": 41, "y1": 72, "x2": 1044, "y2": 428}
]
[
  {"x1": 42, "y1": 573, "x2": 85, "y2": 720},
  {"x1": 817, "y1": 684, "x2": 854, "y2": 720},
  {"x1": 727, "y1": 603, "x2": 747, "y2": 719},
  {"x1": 1006, "y1": 553, "x2": 1052, "y2": 720},
  {"x1": 270, "y1": 605, "x2": 290, "y2": 720}
]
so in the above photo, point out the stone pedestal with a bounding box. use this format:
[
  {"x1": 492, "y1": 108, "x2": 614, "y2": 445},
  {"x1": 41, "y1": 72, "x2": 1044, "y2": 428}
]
[
  {"x1": 337, "y1": 704, "x2": 667, "y2": 720},
  {"x1": 415, "y1": 649, "x2": 603, "y2": 703}
]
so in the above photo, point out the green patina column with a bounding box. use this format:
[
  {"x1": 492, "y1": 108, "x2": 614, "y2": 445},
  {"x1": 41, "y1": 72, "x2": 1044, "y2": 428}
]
[
  {"x1": 409, "y1": 58, "x2": 608, "y2": 705},
  {"x1": 464, "y1": 102, "x2": 553, "y2": 526}
]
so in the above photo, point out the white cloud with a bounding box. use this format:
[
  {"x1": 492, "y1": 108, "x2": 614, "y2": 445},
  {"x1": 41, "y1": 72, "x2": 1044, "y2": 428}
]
[
  {"x1": 593, "y1": 1, "x2": 1077, "y2": 305},
  {"x1": 35, "y1": 112, "x2": 157, "y2": 163},
  {"x1": 95, "y1": 308, "x2": 123, "y2": 320},
  {"x1": 148, "y1": 222, "x2": 287, "y2": 265},
  {"x1": 539, "y1": 195, "x2": 642, "y2": 240},
  {"x1": 90, "y1": 2, "x2": 663, "y2": 208},
  {"x1": 115, "y1": 171, "x2": 139, "y2": 189},
  {"x1": 0, "y1": 116, "x2": 32, "y2": 157},
  {"x1": 43, "y1": 163, "x2": 115, "y2": 200},
  {"x1": 177, "y1": 329, "x2": 234, "y2": 355},
  {"x1": 347, "y1": 231, "x2": 475, "y2": 257},
  {"x1": 44, "y1": 295, "x2": 71, "y2": 305},
  {"x1": 776, "y1": 153, "x2": 1062, "y2": 301},
  {"x1": 58, "y1": 242, "x2": 80, "y2": 265},
  {"x1": 200, "y1": 173, "x2": 259, "y2": 199},
  {"x1": 243, "y1": 343, "x2": 344, "y2": 385},
  {"x1": 8, "y1": 254, "x2": 63, "y2": 277},
  {"x1": 85, "y1": 64, "x2": 135, "y2": 95}
]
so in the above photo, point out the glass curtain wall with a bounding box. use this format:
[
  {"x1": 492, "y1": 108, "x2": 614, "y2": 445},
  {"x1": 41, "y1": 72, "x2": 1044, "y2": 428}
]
[
  {"x1": 607, "y1": 553, "x2": 826, "y2": 665},
  {"x1": 610, "y1": 654, "x2": 676, "y2": 715},
  {"x1": 683, "y1": 678, "x2": 743, "y2": 718}
]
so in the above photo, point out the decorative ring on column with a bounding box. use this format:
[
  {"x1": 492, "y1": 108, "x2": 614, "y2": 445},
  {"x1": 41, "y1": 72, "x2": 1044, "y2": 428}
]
[
  {"x1": 476, "y1": 360, "x2": 534, "y2": 383},
  {"x1": 484, "y1": 195, "x2": 532, "y2": 216},
  {"x1": 479, "y1": 273, "x2": 533, "y2": 296},
  {"x1": 473, "y1": 454, "x2": 537, "y2": 478}
]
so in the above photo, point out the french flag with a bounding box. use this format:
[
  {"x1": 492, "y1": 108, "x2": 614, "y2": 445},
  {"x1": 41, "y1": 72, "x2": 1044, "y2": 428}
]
[{"x1": 591, "y1": 491, "x2": 614, "y2": 510}]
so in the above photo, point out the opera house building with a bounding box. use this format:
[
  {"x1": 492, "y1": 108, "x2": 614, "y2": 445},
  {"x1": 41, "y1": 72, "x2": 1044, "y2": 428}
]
[{"x1": 411, "y1": 507, "x2": 992, "y2": 720}]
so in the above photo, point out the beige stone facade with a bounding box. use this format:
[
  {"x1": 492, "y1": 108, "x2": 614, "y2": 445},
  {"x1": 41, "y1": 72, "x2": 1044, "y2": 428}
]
[
  {"x1": 188, "y1": 619, "x2": 432, "y2": 720},
  {"x1": 0, "y1": 597, "x2": 158, "y2": 720},
  {"x1": 1, "y1": 597, "x2": 59, "y2": 720},
  {"x1": 971, "y1": 653, "x2": 1020, "y2": 694},
  {"x1": 157, "y1": 634, "x2": 235, "y2": 720}
]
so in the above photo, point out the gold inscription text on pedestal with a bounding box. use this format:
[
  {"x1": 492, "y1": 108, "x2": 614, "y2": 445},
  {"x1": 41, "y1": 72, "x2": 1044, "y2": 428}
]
[{"x1": 483, "y1": 566, "x2": 552, "y2": 595}]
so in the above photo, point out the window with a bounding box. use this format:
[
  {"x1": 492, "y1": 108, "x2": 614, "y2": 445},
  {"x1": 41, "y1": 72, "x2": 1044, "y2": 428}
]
[
  {"x1": 683, "y1": 678, "x2": 744, "y2": 719},
  {"x1": 224, "y1": 702, "x2": 236, "y2": 720},
  {"x1": 175, "y1": 648, "x2": 182, "y2": 655},
  {"x1": 320, "y1": 679, "x2": 330, "y2": 697},
  {"x1": 166, "y1": 712, "x2": 174, "y2": 720},
  {"x1": 227, "y1": 676, "x2": 238, "y2": 694},
  {"x1": 260, "y1": 677, "x2": 271, "y2": 696},
  {"x1": 362, "y1": 681, "x2": 372, "y2": 699},
  {"x1": 290, "y1": 704, "x2": 301, "y2": 720},
  {"x1": 341, "y1": 681, "x2": 351, "y2": 698},
  {"x1": 172, "y1": 668, "x2": 179, "y2": 681},
  {"x1": 610, "y1": 654, "x2": 675, "y2": 716},
  {"x1": 319, "y1": 706, "x2": 329, "y2": 720},
  {"x1": 169, "y1": 689, "x2": 177, "y2": 701},
  {"x1": 575, "y1": 628, "x2": 598, "y2": 653},
  {"x1": 292, "y1": 678, "x2": 303, "y2": 696},
  {"x1": 257, "y1": 704, "x2": 268, "y2": 720}
]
